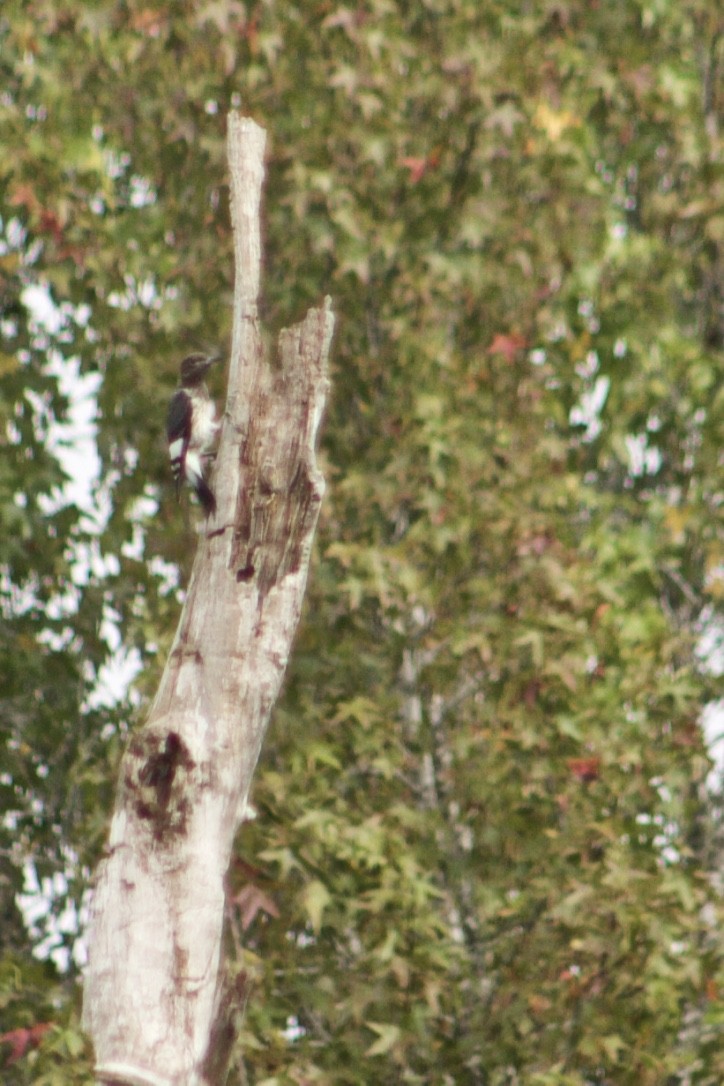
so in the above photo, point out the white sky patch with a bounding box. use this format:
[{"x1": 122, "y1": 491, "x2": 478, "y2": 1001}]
[
  {"x1": 22, "y1": 283, "x2": 102, "y2": 515},
  {"x1": 575, "y1": 349, "x2": 600, "y2": 379},
  {"x1": 129, "y1": 175, "x2": 157, "y2": 208},
  {"x1": 702, "y1": 701, "x2": 724, "y2": 789},
  {"x1": 17, "y1": 860, "x2": 90, "y2": 972},
  {"x1": 84, "y1": 646, "x2": 144, "y2": 712},
  {"x1": 0, "y1": 566, "x2": 37, "y2": 616},
  {"x1": 697, "y1": 607, "x2": 724, "y2": 677},
  {"x1": 697, "y1": 609, "x2": 724, "y2": 789},
  {"x1": 108, "y1": 274, "x2": 159, "y2": 310},
  {"x1": 12, "y1": 283, "x2": 147, "y2": 970},
  {"x1": 70, "y1": 539, "x2": 121, "y2": 586},
  {"x1": 569, "y1": 374, "x2": 610, "y2": 441},
  {"x1": 18, "y1": 280, "x2": 147, "y2": 720},
  {"x1": 44, "y1": 361, "x2": 102, "y2": 510},
  {"x1": 625, "y1": 432, "x2": 662, "y2": 477},
  {"x1": 150, "y1": 555, "x2": 181, "y2": 597},
  {"x1": 122, "y1": 491, "x2": 161, "y2": 561},
  {"x1": 282, "y1": 1015, "x2": 307, "y2": 1043}
]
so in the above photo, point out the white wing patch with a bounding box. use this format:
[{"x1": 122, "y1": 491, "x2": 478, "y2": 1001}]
[{"x1": 168, "y1": 437, "x2": 185, "y2": 462}]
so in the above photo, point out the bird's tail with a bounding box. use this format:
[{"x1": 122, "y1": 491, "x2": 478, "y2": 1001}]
[
  {"x1": 184, "y1": 452, "x2": 216, "y2": 516},
  {"x1": 171, "y1": 462, "x2": 183, "y2": 502}
]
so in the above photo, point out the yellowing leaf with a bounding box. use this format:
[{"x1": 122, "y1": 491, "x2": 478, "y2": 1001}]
[
  {"x1": 533, "y1": 103, "x2": 580, "y2": 141},
  {"x1": 664, "y1": 505, "x2": 691, "y2": 543},
  {"x1": 0, "y1": 352, "x2": 19, "y2": 377},
  {"x1": 365, "y1": 1022, "x2": 401, "y2": 1057},
  {"x1": 706, "y1": 573, "x2": 724, "y2": 601},
  {"x1": 372, "y1": 929, "x2": 397, "y2": 962},
  {"x1": 391, "y1": 955, "x2": 410, "y2": 989},
  {"x1": 301, "y1": 879, "x2": 331, "y2": 935},
  {"x1": 600, "y1": 1034, "x2": 626, "y2": 1061}
]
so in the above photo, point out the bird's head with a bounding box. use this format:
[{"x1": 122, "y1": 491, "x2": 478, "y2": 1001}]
[{"x1": 179, "y1": 353, "x2": 220, "y2": 387}]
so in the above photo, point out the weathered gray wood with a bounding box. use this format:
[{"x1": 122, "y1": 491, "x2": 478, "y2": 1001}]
[{"x1": 82, "y1": 114, "x2": 333, "y2": 1086}]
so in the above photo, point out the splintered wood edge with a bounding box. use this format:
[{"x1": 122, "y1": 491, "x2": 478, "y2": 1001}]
[{"x1": 226, "y1": 113, "x2": 266, "y2": 311}]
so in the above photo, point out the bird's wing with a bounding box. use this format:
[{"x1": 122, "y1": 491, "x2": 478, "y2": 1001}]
[
  {"x1": 167, "y1": 389, "x2": 192, "y2": 450},
  {"x1": 167, "y1": 391, "x2": 193, "y2": 497}
]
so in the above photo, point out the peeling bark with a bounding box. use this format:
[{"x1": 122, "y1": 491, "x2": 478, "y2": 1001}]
[{"x1": 82, "y1": 114, "x2": 333, "y2": 1086}]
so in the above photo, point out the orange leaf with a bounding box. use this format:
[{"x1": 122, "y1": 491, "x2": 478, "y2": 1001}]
[
  {"x1": 8, "y1": 183, "x2": 41, "y2": 216},
  {"x1": 130, "y1": 9, "x2": 168, "y2": 35}
]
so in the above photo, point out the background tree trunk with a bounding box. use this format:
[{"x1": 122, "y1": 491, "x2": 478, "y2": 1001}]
[{"x1": 81, "y1": 114, "x2": 334, "y2": 1086}]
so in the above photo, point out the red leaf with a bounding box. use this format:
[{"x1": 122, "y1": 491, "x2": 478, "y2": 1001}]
[
  {"x1": 567, "y1": 757, "x2": 601, "y2": 783},
  {"x1": 488, "y1": 332, "x2": 527, "y2": 363},
  {"x1": 523, "y1": 679, "x2": 541, "y2": 708},
  {"x1": 39, "y1": 209, "x2": 64, "y2": 243},
  {"x1": 399, "y1": 156, "x2": 429, "y2": 184},
  {"x1": 0, "y1": 1022, "x2": 52, "y2": 1065},
  {"x1": 231, "y1": 855, "x2": 265, "y2": 880},
  {"x1": 230, "y1": 884, "x2": 280, "y2": 930}
]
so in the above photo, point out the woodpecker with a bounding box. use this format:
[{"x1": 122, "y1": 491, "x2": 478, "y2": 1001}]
[{"x1": 167, "y1": 353, "x2": 220, "y2": 516}]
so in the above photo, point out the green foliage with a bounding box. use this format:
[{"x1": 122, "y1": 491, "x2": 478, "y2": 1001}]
[
  {"x1": 0, "y1": 956, "x2": 93, "y2": 1085},
  {"x1": 0, "y1": 0, "x2": 721, "y2": 1082}
]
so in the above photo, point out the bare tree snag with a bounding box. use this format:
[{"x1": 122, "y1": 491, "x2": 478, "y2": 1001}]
[{"x1": 82, "y1": 114, "x2": 334, "y2": 1086}]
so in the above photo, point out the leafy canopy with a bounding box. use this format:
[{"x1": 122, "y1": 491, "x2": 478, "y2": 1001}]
[{"x1": 0, "y1": 0, "x2": 721, "y2": 1083}]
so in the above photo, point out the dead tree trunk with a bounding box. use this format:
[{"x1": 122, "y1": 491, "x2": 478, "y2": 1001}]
[{"x1": 82, "y1": 114, "x2": 333, "y2": 1086}]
